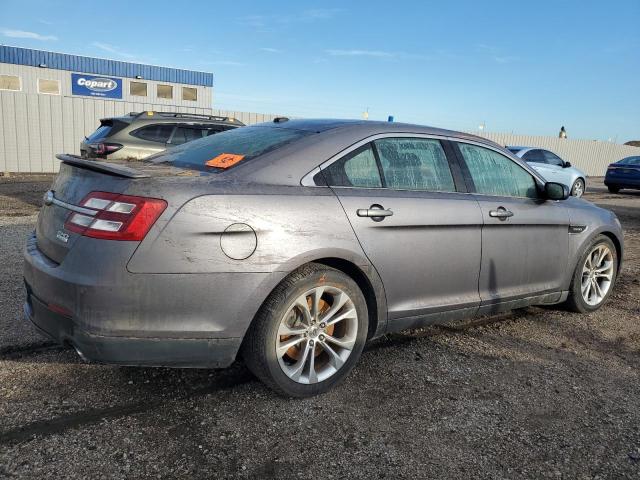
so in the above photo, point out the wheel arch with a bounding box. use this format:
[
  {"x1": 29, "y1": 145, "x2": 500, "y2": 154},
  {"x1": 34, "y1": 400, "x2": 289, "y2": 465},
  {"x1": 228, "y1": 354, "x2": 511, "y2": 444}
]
[
  {"x1": 600, "y1": 231, "x2": 623, "y2": 274},
  {"x1": 312, "y1": 257, "x2": 387, "y2": 340}
]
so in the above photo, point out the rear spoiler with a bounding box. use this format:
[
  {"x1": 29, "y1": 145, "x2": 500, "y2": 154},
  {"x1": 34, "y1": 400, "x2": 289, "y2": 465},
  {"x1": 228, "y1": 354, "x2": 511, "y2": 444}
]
[{"x1": 57, "y1": 154, "x2": 150, "y2": 179}]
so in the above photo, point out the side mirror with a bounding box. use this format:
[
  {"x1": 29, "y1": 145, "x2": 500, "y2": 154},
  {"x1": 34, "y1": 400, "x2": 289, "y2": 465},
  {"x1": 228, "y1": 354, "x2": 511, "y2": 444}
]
[
  {"x1": 545, "y1": 182, "x2": 570, "y2": 200},
  {"x1": 563, "y1": 161, "x2": 572, "y2": 168}
]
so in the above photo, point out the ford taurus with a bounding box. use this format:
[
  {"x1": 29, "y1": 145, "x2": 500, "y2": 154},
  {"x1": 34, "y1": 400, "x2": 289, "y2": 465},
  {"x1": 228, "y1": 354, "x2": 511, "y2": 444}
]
[{"x1": 24, "y1": 119, "x2": 623, "y2": 397}]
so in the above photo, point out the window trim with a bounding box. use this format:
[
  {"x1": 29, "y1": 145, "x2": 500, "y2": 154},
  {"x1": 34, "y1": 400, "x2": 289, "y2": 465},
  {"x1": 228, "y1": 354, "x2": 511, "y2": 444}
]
[
  {"x1": 0, "y1": 74, "x2": 22, "y2": 92},
  {"x1": 451, "y1": 139, "x2": 546, "y2": 199},
  {"x1": 302, "y1": 132, "x2": 467, "y2": 191}
]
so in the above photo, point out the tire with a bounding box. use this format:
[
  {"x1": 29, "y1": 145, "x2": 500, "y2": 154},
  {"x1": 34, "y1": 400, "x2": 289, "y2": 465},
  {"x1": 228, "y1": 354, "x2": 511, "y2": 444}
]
[
  {"x1": 242, "y1": 263, "x2": 368, "y2": 397},
  {"x1": 564, "y1": 235, "x2": 618, "y2": 313},
  {"x1": 607, "y1": 186, "x2": 620, "y2": 194},
  {"x1": 571, "y1": 178, "x2": 585, "y2": 197}
]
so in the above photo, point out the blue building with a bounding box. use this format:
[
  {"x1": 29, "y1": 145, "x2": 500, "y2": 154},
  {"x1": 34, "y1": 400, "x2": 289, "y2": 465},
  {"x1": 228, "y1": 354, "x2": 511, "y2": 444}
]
[{"x1": 0, "y1": 45, "x2": 214, "y2": 172}]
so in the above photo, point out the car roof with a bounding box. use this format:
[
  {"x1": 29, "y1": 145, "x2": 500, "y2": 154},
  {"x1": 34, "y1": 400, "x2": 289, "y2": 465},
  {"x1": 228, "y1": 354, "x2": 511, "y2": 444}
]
[
  {"x1": 107, "y1": 112, "x2": 244, "y2": 126},
  {"x1": 261, "y1": 118, "x2": 496, "y2": 143}
]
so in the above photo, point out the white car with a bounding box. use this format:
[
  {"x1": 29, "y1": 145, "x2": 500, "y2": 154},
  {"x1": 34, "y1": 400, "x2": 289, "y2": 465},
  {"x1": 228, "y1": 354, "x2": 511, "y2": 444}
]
[{"x1": 507, "y1": 147, "x2": 587, "y2": 197}]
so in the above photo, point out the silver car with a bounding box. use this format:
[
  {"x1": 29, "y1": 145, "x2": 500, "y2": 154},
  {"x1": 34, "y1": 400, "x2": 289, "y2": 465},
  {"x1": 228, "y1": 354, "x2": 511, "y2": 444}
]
[
  {"x1": 507, "y1": 146, "x2": 587, "y2": 197},
  {"x1": 24, "y1": 120, "x2": 623, "y2": 397}
]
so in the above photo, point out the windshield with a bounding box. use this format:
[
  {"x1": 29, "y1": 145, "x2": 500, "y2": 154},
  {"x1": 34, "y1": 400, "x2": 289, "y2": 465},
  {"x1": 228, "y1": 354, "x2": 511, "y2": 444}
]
[{"x1": 149, "y1": 125, "x2": 313, "y2": 172}]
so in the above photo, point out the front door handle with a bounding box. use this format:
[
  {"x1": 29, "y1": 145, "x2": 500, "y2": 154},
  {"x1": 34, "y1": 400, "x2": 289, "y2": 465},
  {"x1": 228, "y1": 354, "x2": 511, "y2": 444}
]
[
  {"x1": 489, "y1": 206, "x2": 514, "y2": 219},
  {"x1": 356, "y1": 204, "x2": 393, "y2": 222}
]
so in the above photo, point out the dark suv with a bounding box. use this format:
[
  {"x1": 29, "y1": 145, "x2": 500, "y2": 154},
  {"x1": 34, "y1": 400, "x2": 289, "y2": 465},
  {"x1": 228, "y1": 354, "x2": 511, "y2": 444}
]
[{"x1": 80, "y1": 111, "x2": 244, "y2": 160}]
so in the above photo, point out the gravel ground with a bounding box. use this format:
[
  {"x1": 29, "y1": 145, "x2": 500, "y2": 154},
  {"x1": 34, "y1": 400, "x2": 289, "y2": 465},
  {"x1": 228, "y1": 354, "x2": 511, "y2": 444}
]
[{"x1": 0, "y1": 174, "x2": 639, "y2": 479}]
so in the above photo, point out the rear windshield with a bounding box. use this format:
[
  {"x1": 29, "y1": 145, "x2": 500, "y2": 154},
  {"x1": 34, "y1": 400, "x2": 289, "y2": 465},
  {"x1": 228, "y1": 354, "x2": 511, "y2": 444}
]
[
  {"x1": 149, "y1": 125, "x2": 313, "y2": 172},
  {"x1": 86, "y1": 124, "x2": 113, "y2": 142}
]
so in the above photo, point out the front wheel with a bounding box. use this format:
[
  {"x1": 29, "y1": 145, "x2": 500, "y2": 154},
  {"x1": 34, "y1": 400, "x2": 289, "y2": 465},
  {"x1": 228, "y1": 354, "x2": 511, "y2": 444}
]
[
  {"x1": 242, "y1": 264, "x2": 368, "y2": 397},
  {"x1": 564, "y1": 235, "x2": 617, "y2": 313},
  {"x1": 607, "y1": 185, "x2": 620, "y2": 194},
  {"x1": 571, "y1": 178, "x2": 585, "y2": 197}
]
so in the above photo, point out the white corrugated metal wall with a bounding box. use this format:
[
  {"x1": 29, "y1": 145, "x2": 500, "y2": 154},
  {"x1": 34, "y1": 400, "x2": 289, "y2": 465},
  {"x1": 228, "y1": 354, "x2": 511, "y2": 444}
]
[
  {"x1": 2, "y1": 61, "x2": 638, "y2": 174},
  {"x1": 470, "y1": 132, "x2": 640, "y2": 176}
]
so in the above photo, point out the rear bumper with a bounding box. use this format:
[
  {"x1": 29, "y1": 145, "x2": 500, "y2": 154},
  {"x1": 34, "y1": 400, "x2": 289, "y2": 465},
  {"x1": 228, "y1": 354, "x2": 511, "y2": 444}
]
[
  {"x1": 23, "y1": 231, "x2": 285, "y2": 368},
  {"x1": 604, "y1": 174, "x2": 640, "y2": 188},
  {"x1": 24, "y1": 288, "x2": 241, "y2": 368}
]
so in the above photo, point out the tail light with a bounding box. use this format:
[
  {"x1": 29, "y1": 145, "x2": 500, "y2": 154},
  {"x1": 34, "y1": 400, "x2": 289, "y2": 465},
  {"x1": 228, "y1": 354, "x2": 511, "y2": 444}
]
[
  {"x1": 89, "y1": 143, "x2": 123, "y2": 155},
  {"x1": 64, "y1": 192, "x2": 167, "y2": 241}
]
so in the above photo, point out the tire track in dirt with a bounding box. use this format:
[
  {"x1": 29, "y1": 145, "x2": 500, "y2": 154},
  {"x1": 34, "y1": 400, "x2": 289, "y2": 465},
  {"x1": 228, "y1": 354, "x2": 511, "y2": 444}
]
[{"x1": 0, "y1": 367, "x2": 254, "y2": 446}]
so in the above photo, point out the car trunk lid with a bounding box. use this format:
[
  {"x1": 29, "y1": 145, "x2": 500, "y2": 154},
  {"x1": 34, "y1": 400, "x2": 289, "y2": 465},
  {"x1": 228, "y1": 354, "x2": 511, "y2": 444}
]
[{"x1": 35, "y1": 155, "x2": 189, "y2": 264}]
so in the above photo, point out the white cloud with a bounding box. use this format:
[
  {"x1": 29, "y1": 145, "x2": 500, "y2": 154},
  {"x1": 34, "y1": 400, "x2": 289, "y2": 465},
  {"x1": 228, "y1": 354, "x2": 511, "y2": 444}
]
[
  {"x1": 475, "y1": 44, "x2": 519, "y2": 64},
  {"x1": 91, "y1": 42, "x2": 136, "y2": 59},
  {"x1": 493, "y1": 55, "x2": 518, "y2": 64},
  {"x1": 326, "y1": 49, "x2": 396, "y2": 58},
  {"x1": 260, "y1": 47, "x2": 282, "y2": 54},
  {"x1": 238, "y1": 8, "x2": 342, "y2": 28},
  {"x1": 1, "y1": 29, "x2": 57, "y2": 41},
  {"x1": 202, "y1": 60, "x2": 247, "y2": 67},
  {"x1": 325, "y1": 49, "x2": 432, "y2": 61}
]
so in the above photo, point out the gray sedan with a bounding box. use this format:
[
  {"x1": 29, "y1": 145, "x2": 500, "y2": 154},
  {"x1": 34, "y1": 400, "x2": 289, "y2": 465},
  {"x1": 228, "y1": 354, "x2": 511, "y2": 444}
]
[{"x1": 24, "y1": 119, "x2": 623, "y2": 397}]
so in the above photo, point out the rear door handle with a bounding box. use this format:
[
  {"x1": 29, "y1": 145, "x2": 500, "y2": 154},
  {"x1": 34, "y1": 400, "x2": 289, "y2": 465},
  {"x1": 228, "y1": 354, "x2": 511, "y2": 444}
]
[
  {"x1": 489, "y1": 207, "x2": 514, "y2": 219},
  {"x1": 356, "y1": 204, "x2": 393, "y2": 222}
]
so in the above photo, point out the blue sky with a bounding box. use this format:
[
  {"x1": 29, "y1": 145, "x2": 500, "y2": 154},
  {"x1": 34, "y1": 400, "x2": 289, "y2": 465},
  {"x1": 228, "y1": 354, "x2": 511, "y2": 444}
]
[{"x1": 1, "y1": 0, "x2": 639, "y2": 142}]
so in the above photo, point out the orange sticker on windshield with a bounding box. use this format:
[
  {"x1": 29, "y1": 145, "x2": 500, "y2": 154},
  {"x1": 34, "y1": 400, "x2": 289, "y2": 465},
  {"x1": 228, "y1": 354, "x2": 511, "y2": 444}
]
[{"x1": 206, "y1": 153, "x2": 245, "y2": 168}]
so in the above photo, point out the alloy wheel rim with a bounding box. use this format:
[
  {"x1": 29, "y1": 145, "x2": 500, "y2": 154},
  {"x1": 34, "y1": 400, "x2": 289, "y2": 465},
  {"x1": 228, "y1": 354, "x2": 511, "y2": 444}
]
[
  {"x1": 573, "y1": 180, "x2": 584, "y2": 197},
  {"x1": 275, "y1": 286, "x2": 358, "y2": 384},
  {"x1": 581, "y1": 244, "x2": 614, "y2": 306}
]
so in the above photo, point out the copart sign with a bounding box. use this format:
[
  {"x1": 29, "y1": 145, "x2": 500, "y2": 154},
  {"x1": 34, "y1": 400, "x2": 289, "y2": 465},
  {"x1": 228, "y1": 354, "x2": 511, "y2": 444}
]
[{"x1": 71, "y1": 73, "x2": 122, "y2": 99}]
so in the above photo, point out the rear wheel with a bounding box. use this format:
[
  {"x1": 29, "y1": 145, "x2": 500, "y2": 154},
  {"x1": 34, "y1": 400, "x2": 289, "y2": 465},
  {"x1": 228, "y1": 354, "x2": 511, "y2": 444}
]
[
  {"x1": 565, "y1": 235, "x2": 617, "y2": 313},
  {"x1": 242, "y1": 264, "x2": 368, "y2": 397},
  {"x1": 571, "y1": 178, "x2": 585, "y2": 197},
  {"x1": 607, "y1": 185, "x2": 620, "y2": 193}
]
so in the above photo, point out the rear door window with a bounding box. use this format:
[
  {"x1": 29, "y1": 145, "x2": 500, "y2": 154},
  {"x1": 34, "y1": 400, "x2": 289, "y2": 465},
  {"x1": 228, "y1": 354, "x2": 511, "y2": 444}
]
[
  {"x1": 374, "y1": 138, "x2": 456, "y2": 192},
  {"x1": 458, "y1": 143, "x2": 538, "y2": 199},
  {"x1": 522, "y1": 149, "x2": 547, "y2": 164},
  {"x1": 322, "y1": 144, "x2": 382, "y2": 188},
  {"x1": 170, "y1": 127, "x2": 204, "y2": 145},
  {"x1": 131, "y1": 124, "x2": 175, "y2": 143}
]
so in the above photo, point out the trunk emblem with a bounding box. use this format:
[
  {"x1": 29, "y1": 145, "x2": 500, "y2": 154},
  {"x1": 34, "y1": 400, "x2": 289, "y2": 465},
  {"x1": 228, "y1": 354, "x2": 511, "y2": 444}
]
[
  {"x1": 56, "y1": 230, "x2": 69, "y2": 243},
  {"x1": 43, "y1": 190, "x2": 54, "y2": 206}
]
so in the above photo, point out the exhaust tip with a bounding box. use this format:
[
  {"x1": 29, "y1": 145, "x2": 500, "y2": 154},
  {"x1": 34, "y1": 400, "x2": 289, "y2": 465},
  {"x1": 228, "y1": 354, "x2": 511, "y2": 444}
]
[{"x1": 72, "y1": 344, "x2": 89, "y2": 362}]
